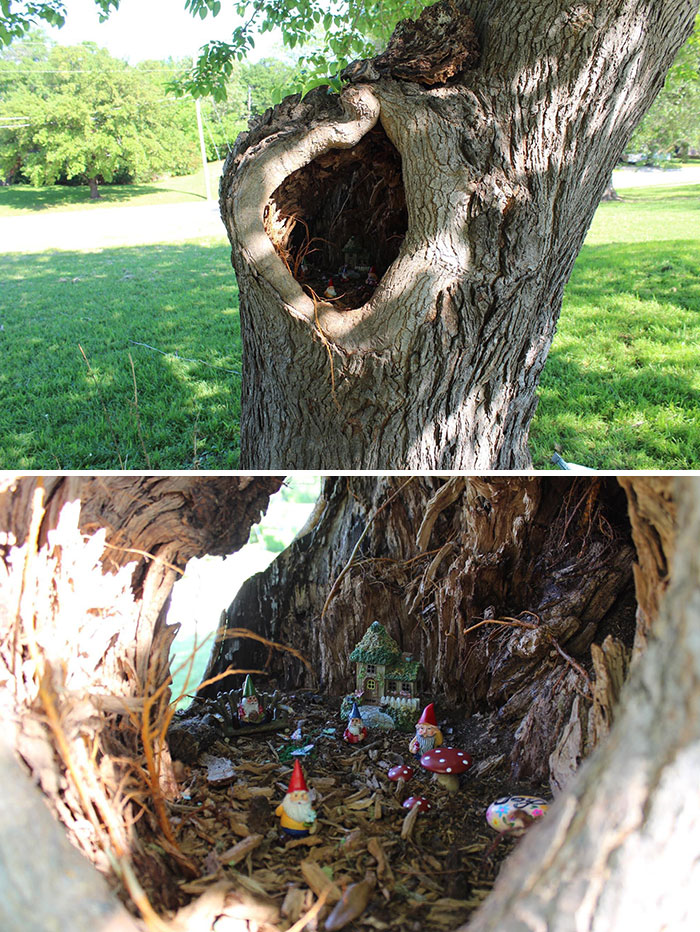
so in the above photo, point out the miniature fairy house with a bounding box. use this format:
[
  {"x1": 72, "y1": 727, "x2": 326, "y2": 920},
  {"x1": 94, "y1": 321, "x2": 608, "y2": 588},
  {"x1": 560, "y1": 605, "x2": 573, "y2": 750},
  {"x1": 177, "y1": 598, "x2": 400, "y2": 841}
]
[{"x1": 348, "y1": 621, "x2": 421, "y2": 701}]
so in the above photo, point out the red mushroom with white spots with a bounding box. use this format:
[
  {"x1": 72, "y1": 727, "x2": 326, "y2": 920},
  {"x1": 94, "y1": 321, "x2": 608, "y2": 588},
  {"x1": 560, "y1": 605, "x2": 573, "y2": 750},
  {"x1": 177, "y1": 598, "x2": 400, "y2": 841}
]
[
  {"x1": 420, "y1": 748, "x2": 472, "y2": 793},
  {"x1": 402, "y1": 796, "x2": 432, "y2": 813},
  {"x1": 387, "y1": 763, "x2": 414, "y2": 794}
]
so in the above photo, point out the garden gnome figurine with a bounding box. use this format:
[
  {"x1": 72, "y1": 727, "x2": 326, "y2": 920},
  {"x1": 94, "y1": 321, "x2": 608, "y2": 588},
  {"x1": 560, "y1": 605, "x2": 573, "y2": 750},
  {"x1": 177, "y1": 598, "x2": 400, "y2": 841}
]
[
  {"x1": 237, "y1": 675, "x2": 264, "y2": 723},
  {"x1": 275, "y1": 760, "x2": 318, "y2": 837},
  {"x1": 408, "y1": 703, "x2": 443, "y2": 757},
  {"x1": 343, "y1": 702, "x2": 368, "y2": 744}
]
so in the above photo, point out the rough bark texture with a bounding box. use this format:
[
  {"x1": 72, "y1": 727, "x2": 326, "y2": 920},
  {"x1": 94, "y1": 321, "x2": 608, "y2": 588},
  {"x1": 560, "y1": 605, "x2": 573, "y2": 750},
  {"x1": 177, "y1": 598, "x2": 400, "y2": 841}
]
[
  {"x1": 0, "y1": 737, "x2": 141, "y2": 932},
  {"x1": 460, "y1": 476, "x2": 700, "y2": 932},
  {"x1": 204, "y1": 477, "x2": 638, "y2": 788},
  {"x1": 221, "y1": 0, "x2": 699, "y2": 469},
  {"x1": 0, "y1": 475, "x2": 282, "y2": 912}
]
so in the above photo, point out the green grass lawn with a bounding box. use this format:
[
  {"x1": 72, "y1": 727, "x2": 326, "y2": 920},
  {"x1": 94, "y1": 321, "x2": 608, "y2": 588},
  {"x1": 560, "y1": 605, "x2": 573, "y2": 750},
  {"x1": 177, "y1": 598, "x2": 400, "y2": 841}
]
[
  {"x1": 1, "y1": 240, "x2": 241, "y2": 469},
  {"x1": 1, "y1": 182, "x2": 698, "y2": 470},
  {"x1": 0, "y1": 161, "x2": 225, "y2": 215},
  {"x1": 530, "y1": 184, "x2": 700, "y2": 470}
]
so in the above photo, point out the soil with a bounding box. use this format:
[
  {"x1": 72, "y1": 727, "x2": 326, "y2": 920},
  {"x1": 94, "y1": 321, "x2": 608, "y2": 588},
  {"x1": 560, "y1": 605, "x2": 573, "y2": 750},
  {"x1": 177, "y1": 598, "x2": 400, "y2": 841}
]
[{"x1": 164, "y1": 692, "x2": 550, "y2": 931}]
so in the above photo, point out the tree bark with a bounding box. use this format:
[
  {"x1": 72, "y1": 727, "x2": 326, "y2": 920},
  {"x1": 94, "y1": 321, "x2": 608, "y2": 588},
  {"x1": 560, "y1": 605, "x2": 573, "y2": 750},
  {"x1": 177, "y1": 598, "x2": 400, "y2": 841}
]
[
  {"x1": 88, "y1": 176, "x2": 100, "y2": 199},
  {"x1": 0, "y1": 475, "x2": 282, "y2": 910},
  {"x1": 221, "y1": 0, "x2": 699, "y2": 469},
  {"x1": 459, "y1": 475, "x2": 700, "y2": 932},
  {"x1": 204, "y1": 476, "x2": 638, "y2": 788}
]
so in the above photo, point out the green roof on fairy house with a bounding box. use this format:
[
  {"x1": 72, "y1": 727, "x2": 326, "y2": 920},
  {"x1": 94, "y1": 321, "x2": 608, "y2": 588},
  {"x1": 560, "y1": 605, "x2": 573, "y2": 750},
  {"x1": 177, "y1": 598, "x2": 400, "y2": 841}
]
[
  {"x1": 349, "y1": 621, "x2": 421, "y2": 680},
  {"x1": 349, "y1": 621, "x2": 403, "y2": 665}
]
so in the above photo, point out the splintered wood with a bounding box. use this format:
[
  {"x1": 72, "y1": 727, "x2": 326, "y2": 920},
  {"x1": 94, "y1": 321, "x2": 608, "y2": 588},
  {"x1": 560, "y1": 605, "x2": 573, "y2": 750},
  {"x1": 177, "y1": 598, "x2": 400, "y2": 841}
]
[{"x1": 163, "y1": 693, "x2": 542, "y2": 932}]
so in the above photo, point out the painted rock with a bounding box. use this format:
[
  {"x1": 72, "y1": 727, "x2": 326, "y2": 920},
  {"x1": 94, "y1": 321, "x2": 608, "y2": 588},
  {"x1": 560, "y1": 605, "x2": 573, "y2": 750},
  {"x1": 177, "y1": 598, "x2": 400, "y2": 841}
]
[{"x1": 485, "y1": 795, "x2": 549, "y2": 832}]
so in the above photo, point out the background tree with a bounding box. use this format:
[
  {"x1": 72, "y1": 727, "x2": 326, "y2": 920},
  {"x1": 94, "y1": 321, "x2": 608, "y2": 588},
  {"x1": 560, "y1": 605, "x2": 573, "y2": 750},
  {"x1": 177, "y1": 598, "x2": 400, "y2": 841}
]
[
  {"x1": 0, "y1": 40, "x2": 199, "y2": 194},
  {"x1": 626, "y1": 12, "x2": 700, "y2": 159}
]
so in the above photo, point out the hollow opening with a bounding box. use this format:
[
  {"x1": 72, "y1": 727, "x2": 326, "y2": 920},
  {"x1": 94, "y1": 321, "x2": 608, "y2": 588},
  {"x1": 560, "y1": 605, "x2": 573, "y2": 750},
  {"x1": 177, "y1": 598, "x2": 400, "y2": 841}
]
[
  {"x1": 265, "y1": 124, "x2": 408, "y2": 310},
  {"x1": 1, "y1": 476, "x2": 664, "y2": 931}
]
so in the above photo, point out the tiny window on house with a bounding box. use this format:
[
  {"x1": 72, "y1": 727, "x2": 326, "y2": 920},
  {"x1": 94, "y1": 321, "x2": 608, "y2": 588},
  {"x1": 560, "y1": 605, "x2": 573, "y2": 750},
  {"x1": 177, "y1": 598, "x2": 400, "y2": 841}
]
[
  {"x1": 387, "y1": 680, "x2": 397, "y2": 693},
  {"x1": 367, "y1": 664, "x2": 376, "y2": 674},
  {"x1": 366, "y1": 678, "x2": 376, "y2": 691},
  {"x1": 402, "y1": 682, "x2": 411, "y2": 692}
]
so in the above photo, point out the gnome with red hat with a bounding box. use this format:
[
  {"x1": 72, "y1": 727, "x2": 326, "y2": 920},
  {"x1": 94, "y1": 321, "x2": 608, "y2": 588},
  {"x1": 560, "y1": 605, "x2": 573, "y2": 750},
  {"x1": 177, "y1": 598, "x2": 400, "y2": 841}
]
[
  {"x1": 275, "y1": 760, "x2": 318, "y2": 837},
  {"x1": 408, "y1": 703, "x2": 443, "y2": 757}
]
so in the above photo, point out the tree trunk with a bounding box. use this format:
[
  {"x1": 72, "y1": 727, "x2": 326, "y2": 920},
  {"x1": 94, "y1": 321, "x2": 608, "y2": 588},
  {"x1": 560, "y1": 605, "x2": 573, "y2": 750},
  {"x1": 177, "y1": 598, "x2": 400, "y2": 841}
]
[
  {"x1": 88, "y1": 176, "x2": 100, "y2": 199},
  {"x1": 0, "y1": 475, "x2": 282, "y2": 913},
  {"x1": 203, "y1": 476, "x2": 639, "y2": 788},
  {"x1": 600, "y1": 173, "x2": 622, "y2": 200},
  {"x1": 460, "y1": 476, "x2": 700, "y2": 932},
  {"x1": 220, "y1": 0, "x2": 698, "y2": 469}
]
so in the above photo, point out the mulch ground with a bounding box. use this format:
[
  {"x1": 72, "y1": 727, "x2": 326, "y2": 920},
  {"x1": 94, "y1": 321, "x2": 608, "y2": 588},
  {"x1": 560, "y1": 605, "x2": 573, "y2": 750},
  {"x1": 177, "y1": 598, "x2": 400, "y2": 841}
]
[{"x1": 167, "y1": 692, "x2": 549, "y2": 931}]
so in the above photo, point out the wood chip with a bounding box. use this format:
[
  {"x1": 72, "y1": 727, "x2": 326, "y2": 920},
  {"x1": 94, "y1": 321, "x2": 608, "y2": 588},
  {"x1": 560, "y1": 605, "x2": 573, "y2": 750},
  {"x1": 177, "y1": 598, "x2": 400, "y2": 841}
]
[
  {"x1": 300, "y1": 859, "x2": 341, "y2": 904},
  {"x1": 285, "y1": 834, "x2": 325, "y2": 849},
  {"x1": 281, "y1": 886, "x2": 308, "y2": 921},
  {"x1": 324, "y1": 872, "x2": 376, "y2": 931},
  {"x1": 401, "y1": 801, "x2": 421, "y2": 839},
  {"x1": 219, "y1": 833, "x2": 263, "y2": 866},
  {"x1": 202, "y1": 755, "x2": 236, "y2": 786}
]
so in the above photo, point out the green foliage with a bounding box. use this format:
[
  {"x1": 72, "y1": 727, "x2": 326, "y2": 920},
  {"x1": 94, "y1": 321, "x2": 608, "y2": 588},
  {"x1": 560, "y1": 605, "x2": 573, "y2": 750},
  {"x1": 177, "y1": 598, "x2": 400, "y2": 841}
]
[
  {"x1": 0, "y1": 0, "x2": 119, "y2": 45},
  {"x1": 173, "y1": 0, "x2": 428, "y2": 100},
  {"x1": 0, "y1": 39, "x2": 200, "y2": 188},
  {"x1": 626, "y1": 15, "x2": 700, "y2": 158}
]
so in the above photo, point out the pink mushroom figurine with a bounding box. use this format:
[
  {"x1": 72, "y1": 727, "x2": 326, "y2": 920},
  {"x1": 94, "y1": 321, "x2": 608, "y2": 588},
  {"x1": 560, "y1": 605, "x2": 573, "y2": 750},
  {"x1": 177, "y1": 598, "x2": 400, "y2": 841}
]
[
  {"x1": 420, "y1": 748, "x2": 472, "y2": 793},
  {"x1": 402, "y1": 796, "x2": 432, "y2": 813}
]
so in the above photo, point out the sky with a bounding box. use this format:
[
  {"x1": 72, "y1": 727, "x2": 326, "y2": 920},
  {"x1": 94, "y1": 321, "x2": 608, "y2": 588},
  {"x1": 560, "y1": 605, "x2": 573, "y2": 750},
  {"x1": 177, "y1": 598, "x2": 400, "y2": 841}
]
[{"x1": 45, "y1": 0, "x2": 282, "y2": 63}]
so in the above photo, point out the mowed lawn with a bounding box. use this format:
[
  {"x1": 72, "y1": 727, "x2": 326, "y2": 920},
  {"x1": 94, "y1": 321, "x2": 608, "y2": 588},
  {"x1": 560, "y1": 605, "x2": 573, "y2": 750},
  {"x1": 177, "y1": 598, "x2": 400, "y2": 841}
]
[
  {"x1": 1, "y1": 240, "x2": 241, "y2": 469},
  {"x1": 1, "y1": 180, "x2": 699, "y2": 470},
  {"x1": 532, "y1": 184, "x2": 700, "y2": 470}
]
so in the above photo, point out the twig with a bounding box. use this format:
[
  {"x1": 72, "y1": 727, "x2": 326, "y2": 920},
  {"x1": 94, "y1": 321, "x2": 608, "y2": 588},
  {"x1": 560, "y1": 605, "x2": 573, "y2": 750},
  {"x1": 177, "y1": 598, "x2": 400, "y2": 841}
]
[
  {"x1": 128, "y1": 352, "x2": 152, "y2": 470},
  {"x1": 78, "y1": 344, "x2": 125, "y2": 469},
  {"x1": 128, "y1": 340, "x2": 240, "y2": 375},
  {"x1": 322, "y1": 477, "x2": 416, "y2": 619}
]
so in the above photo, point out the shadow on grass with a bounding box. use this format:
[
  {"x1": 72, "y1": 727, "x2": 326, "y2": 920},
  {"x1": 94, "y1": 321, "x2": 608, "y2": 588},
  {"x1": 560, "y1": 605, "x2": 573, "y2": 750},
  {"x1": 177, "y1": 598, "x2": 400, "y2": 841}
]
[
  {"x1": 0, "y1": 241, "x2": 241, "y2": 470},
  {"x1": 531, "y1": 239, "x2": 700, "y2": 469},
  {"x1": 0, "y1": 183, "x2": 176, "y2": 212}
]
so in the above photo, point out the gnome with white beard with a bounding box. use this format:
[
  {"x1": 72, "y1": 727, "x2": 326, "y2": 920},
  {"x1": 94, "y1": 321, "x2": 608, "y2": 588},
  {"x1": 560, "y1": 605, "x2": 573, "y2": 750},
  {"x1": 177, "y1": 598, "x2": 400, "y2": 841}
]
[
  {"x1": 237, "y1": 674, "x2": 264, "y2": 723},
  {"x1": 275, "y1": 760, "x2": 318, "y2": 837},
  {"x1": 343, "y1": 701, "x2": 368, "y2": 744},
  {"x1": 408, "y1": 703, "x2": 443, "y2": 757}
]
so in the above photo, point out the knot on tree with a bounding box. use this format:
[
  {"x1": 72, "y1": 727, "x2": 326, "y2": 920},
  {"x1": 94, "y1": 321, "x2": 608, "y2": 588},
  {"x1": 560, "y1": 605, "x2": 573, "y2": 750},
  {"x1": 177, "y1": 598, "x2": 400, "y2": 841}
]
[{"x1": 342, "y1": 0, "x2": 480, "y2": 87}]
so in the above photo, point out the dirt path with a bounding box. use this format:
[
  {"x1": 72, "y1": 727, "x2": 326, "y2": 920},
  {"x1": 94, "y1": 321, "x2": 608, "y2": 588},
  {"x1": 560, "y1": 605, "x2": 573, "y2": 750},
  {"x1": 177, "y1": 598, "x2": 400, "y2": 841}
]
[{"x1": 1, "y1": 199, "x2": 227, "y2": 253}]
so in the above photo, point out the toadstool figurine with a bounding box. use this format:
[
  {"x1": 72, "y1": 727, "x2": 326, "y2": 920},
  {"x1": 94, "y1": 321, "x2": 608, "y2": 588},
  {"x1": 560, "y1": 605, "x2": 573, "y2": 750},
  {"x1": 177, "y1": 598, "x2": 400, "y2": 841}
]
[
  {"x1": 275, "y1": 760, "x2": 318, "y2": 837},
  {"x1": 402, "y1": 796, "x2": 432, "y2": 813},
  {"x1": 408, "y1": 703, "x2": 443, "y2": 757},
  {"x1": 420, "y1": 748, "x2": 472, "y2": 793},
  {"x1": 343, "y1": 702, "x2": 368, "y2": 744},
  {"x1": 387, "y1": 763, "x2": 413, "y2": 795}
]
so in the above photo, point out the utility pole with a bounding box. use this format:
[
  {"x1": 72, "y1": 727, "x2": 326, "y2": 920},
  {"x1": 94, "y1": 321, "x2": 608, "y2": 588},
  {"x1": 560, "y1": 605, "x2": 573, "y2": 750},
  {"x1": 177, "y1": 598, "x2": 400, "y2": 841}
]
[{"x1": 193, "y1": 53, "x2": 212, "y2": 202}]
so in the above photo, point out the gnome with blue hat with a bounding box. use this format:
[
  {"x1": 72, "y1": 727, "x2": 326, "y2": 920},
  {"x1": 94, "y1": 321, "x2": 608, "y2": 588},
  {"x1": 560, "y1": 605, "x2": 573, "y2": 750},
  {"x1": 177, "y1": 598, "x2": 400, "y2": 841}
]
[{"x1": 343, "y1": 701, "x2": 368, "y2": 744}]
